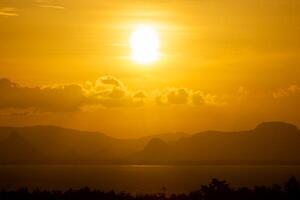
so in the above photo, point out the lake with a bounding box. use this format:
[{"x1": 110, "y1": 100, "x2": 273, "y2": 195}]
[{"x1": 0, "y1": 165, "x2": 300, "y2": 193}]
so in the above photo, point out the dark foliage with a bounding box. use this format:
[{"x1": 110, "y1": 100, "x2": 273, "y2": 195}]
[{"x1": 1, "y1": 177, "x2": 300, "y2": 200}]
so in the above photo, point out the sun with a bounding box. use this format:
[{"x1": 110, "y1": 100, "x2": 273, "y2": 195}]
[{"x1": 130, "y1": 25, "x2": 160, "y2": 65}]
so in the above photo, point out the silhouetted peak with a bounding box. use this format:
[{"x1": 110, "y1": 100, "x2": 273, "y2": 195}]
[
  {"x1": 140, "y1": 132, "x2": 189, "y2": 144},
  {"x1": 144, "y1": 138, "x2": 168, "y2": 152},
  {"x1": 255, "y1": 121, "x2": 298, "y2": 133}
]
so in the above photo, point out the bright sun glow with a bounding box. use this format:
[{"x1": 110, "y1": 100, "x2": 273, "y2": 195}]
[{"x1": 130, "y1": 25, "x2": 160, "y2": 65}]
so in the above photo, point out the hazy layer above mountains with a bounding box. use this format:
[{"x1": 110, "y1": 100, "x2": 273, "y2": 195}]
[{"x1": 0, "y1": 122, "x2": 299, "y2": 165}]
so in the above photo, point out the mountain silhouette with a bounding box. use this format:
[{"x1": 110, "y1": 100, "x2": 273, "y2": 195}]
[
  {"x1": 0, "y1": 131, "x2": 36, "y2": 163},
  {"x1": 0, "y1": 122, "x2": 300, "y2": 165},
  {"x1": 255, "y1": 121, "x2": 298, "y2": 133},
  {"x1": 139, "y1": 132, "x2": 189, "y2": 143},
  {"x1": 130, "y1": 138, "x2": 170, "y2": 163},
  {"x1": 131, "y1": 121, "x2": 300, "y2": 165},
  {"x1": 0, "y1": 126, "x2": 141, "y2": 164}
]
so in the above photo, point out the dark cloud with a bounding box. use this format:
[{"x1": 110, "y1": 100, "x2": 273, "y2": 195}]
[
  {"x1": 0, "y1": 77, "x2": 146, "y2": 112},
  {"x1": 108, "y1": 87, "x2": 126, "y2": 99},
  {"x1": 155, "y1": 87, "x2": 223, "y2": 106},
  {"x1": 0, "y1": 78, "x2": 86, "y2": 112},
  {"x1": 167, "y1": 88, "x2": 189, "y2": 104},
  {"x1": 192, "y1": 91, "x2": 205, "y2": 105},
  {"x1": 0, "y1": 77, "x2": 224, "y2": 112},
  {"x1": 132, "y1": 91, "x2": 147, "y2": 99},
  {"x1": 98, "y1": 75, "x2": 123, "y2": 87}
]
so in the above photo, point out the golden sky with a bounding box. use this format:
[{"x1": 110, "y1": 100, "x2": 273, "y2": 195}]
[{"x1": 0, "y1": 0, "x2": 300, "y2": 138}]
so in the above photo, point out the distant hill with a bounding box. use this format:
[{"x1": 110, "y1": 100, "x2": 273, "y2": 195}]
[
  {"x1": 138, "y1": 132, "x2": 189, "y2": 143},
  {"x1": 130, "y1": 121, "x2": 300, "y2": 165},
  {"x1": 0, "y1": 122, "x2": 300, "y2": 165},
  {"x1": 0, "y1": 126, "x2": 141, "y2": 164}
]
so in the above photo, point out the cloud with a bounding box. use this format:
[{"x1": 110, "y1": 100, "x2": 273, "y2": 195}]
[
  {"x1": 155, "y1": 88, "x2": 190, "y2": 105},
  {"x1": 0, "y1": 78, "x2": 86, "y2": 112},
  {"x1": 132, "y1": 91, "x2": 147, "y2": 99},
  {"x1": 273, "y1": 85, "x2": 300, "y2": 99},
  {"x1": 97, "y1": 75, "x2": 123, "y2": 87},
  {"x1": 35, "y1": 0, "x2": 64, "y2": 9},
  {"x1": 0, "y1": 7, "x2": 18, "y2": 16},
  {"x1": 91, "y1": 76, "x2": 146, "y2": 108},
  {"x1": 0, "y1": 76, "x2": 146, "y2": 112},
  {"x1": 167, "y1": 88, "x2": 189, "y2": 104},
  {"x1": 0, "y1": 76, "x2": 224, "y2": 113},
  {"x1": 38, "y1": 5, "x2": 64, "y2": 9},
  {"x1": 155, "y1": 88, "x2": 223, "y2": 106},
  {"x1": 192, "y1": 91, "x2": 206, "y2": 105}
]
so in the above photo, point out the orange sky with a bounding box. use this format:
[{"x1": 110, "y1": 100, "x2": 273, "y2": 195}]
[{"x1": 0, "y1": 0, "x2": 300, "y2": 138}]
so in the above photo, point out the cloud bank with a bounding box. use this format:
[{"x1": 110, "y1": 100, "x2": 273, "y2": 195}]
[
  {"x1": 0, "y1": 76, "x2": 225, "y2": 113},
  {"x1": 1, "y1": 76, "x2": 297, "y2": 113},
  {"x1": 0, "y1": 76, "x2": 149, "y2": 112}
]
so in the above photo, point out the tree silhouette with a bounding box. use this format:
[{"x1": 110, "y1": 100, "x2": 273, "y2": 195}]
[
  {"x1": 284, "y1": 176, "x2": 300, "y2": 199},
  {"x1": 0, "y1": 177, "x2": 300, "y2": 200}
]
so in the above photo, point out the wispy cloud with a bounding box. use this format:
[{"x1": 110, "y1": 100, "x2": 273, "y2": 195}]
[
  {"x1": 273, "y1": 85, "x2": 300, "y2": 99},
  {"x1": 38, "y1": 5, "x2": 64, "y2": 9},
  {"x1": 0, "y1": 7, "x2": 18, "y2": 17},
  {"x1": 35, "y1": 0, "x2": 64, "y2": 9}
]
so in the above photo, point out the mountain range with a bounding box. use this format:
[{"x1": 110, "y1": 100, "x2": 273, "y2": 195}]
[{"x1": 0, "y1": 121, "x2": 299, "y2": 165}]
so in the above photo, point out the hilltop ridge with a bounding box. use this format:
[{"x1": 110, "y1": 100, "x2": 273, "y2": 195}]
[{"x1": 0, "y1": 121, "x2": 299, "y2": 165}]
